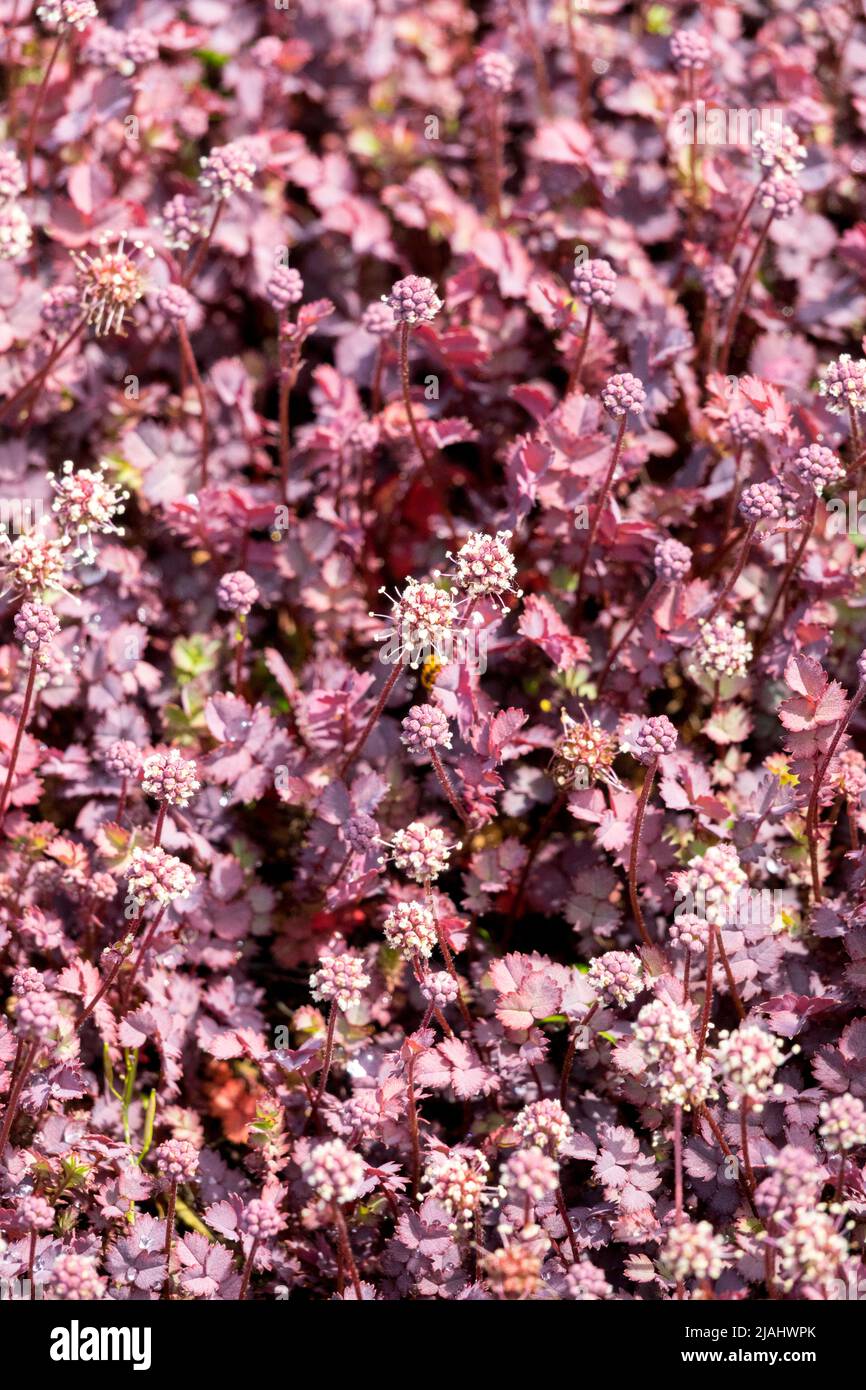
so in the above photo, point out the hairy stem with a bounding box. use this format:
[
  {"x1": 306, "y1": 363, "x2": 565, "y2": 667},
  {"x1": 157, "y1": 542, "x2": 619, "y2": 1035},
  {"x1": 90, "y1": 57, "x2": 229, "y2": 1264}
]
[
  {"x1": 567, "y1": 304, "x2": 593, "y2": 394},
  {"x1": 714, "y1": 922, "x2": 746, "y2": 1021},
  {"x1": 717, "y1": 210, "x2": 774, "y2": 376},
  {"x1": 627, "y1": 757, "x2": 657, "y2": 949},
  {"x1": 332, "y1": 1203, "x2": 363, "y2": 1300},
  {"x1": 696, "y1": 925, "x2": 716, "y2": 1059},
  {"x1": 704, "y1": 519, "x2": 757, "y2": 624},
  {"x1": 238, "y1": 1235, "x2": 260, "y2": 1302},
  {"x1": 0, "y1": 1039, "x2": 37, "y2": 1161},
  {"x1": 596, "y1": 579, "x2": 661, "y2": 694},
  {"x1": 755, "y1": 494, "x2": 816, "y2": 652},
  {"x1": 0, "y1": 650, "x2": 38, "y2": 833},
  {"x1": 430, "y1": 747, "x2": 468, "y2": 824},
  {"x1": 24, "y1": 34, "x2": 64, "y2": 191},
  {"x1": 337, "y1": 662, "x2": 402, "y2": 781},
  {"x1": 574, "y1": 416, "x2": 627, "y2": 606},
  {"x1": 177, "y1": 320, "x2": 210, "y2": 490}
]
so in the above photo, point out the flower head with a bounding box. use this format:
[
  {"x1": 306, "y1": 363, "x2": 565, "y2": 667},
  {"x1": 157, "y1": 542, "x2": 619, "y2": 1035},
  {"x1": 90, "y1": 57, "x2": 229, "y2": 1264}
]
[
  {"x1": 601, "y1": 372, "x2": 646, "y2": 419},
  {"x1": 158, "y1": 195, "x2": 204, "y2": 252},
  {"x1": 632, "y1": 715, "x2": 678, "y2": 763},
  {"x1": 664, "y1": 1220, "x2": 726, "y2": 1282},
  {"x1": 777, "y1": 1209, "x2": 848, "y2": 1298},
  {"x1": 503, "y1": 1146, "x2": 559, "y2": 1203},
  {"x1": 362, "y1": 301, "x2": 396, "y2": 337},
  {"x1": 0, "y1": 203, "x2": 32, "y2": 261},
  {"x1": 140, "y1": 750, "x2": 200, "y2": 807},
  {"x1": 739, "y1": 480, "x2": 784, "y2": 521},
  {"x1": 818, "y1": 1095, "x2": 866, "y2": 1153},
  {"x1": 695, "y1": 615, "x2": 752, "y2": 681},
  {"x1": 242, "y1": 1199, "x2": 283, "y2": 1240},
  {"x1": 819, "y1": 354, "x2": 866, "y2": 416},
  {"x1": 266, "y1": 265, "x2": 304, "y2": 312},
  {"x1": 587, "y1": 950, "x2": 644, "y2": 1007},
  {"x1": 714, "y1": 1024, "x2": 786, "y2": 1111},
  {"x1": 41, "y1": 284, "x2": 80, "y2": 333},
  {"x1": 443, "y1": 530, "x2": 521, "y2": 605},
  {"x1": 126, "y1": 847, "x2": 196, "y2": 906},
  {"x1": 400, "y1": 704, "x2": 452, "y2": 755},
  {"x1": 474, "y1": 50, "x2": 516, "y2": 94},
  {"x1": 17, "y1": 1194, "x2": 54, "y2": 1233},
  {"x1": 676, "y1": 843, "x2": 748, "y2": 927},
  {"x1": 14, "y1": 601, "x2": 60, "y2": 652},
  {"x1": 670, "y1": 28, "x2": 711, "y2": 70},
  {"x1": 153, "y1": 1138, "x2": 200, "y2": 1185},
  {"x1": 570, "y1": 258, "x2": 617, "y2": 309},
  {"x1": 0, "y1": 149, "x2": 25, "y2": 205},
  {"x1": 757, "y1": 174, "x2": 803, "y2": 220},
  {"x1": 47, "y1": 459, "x2": 127, "y2": 555},
  {"x1": 103, "y1": 739, "x2": 141, "y2": 780},
  {"x1": 422, "y1": 1148, "x2": 492, "y2": 1227},
  {"x1": 794, "y1": 443, "x2": 844, "y2": 494},
  {"x1": 669, "y1": 912, "x2": 710, "y2": 953},
  {"x1": 310, "y1": 947, "x2": 370, "y2": 1012},
  {"x1": 550, "y1": 709, "x2": 617, "y2": 788},
  {"x1": 36, "y1": 0, "x2": 98, "y2": 34},
  {"x1": 217, "y1": 570, "x2": 259, "y2": 616},
  {"x1": 752, "y1": 124, "x2": 807, "y2": 177},
  {"x1": 71, "y1": 233, "x2": 154, "y2": 336},
  {"x1": 385, "y1": 275, "x2": 443, "y2": 325},
  {"x1": 344, "y1": 814, "x2": 379, "y2": 854},
  {"x1": 420, "y1": 971, "x2": 459, "y2": 1009},
  {"x1": 48, "y1": 1252, "x2": 105, "y2": 1300},
  {"x1": 301, "y1": 1139, "x2": 366, "y2": 1205},
  {"x1": 0, "y1": 530, "x2": 69, "y2": 599},
  {"x1": 373, "y1": 578, "x2": 459, "y2": 667},
  {"x1": 382, "y1": 900, "x2": 438, "y2": 959},
  {"x1": 513, "y1": 1099, "x2": 573, "y2": 1157},
  {"x1": 728, "y1": 408, "x2": 763, "y2": 446},
  {"x1": 198, "y1": 140, "x2": 258, "y2": 199},
  {"x1": 381, "y1": 822, "x2": 459, "y2": 882},
  {"x1": 15, "y1": 987, "x2": 60, "y2": 1042},
  {"x1": 654, "y1": 538, "x2": 692, "y2": 583},
  {"x1": 157, "y1": 284, "x2": 194, "y2": 324}
]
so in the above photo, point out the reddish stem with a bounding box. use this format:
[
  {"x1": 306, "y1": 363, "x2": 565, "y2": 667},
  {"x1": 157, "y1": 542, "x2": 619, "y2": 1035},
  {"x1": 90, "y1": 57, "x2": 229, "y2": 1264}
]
[
  {"x1": 567, "y1": 304, "x2": 593, "y2": 394},
  {"x1": 717, "y1": 210, "x2": 774, "y2": 376},
  {"x1": 2, "y1": 319, "x2": 86, "y2": 426},
  {"x1": 755, "y1": 494, "x2": 816, "y2": 652},
  {"x1": 398, "y1": 322, "x2": 442, "y2": 503},
  {"x1": 696, "y1": 925, "x2": 716, "y2": 1059},
  {"x1": 0, "y1": 1039, "x2": 37, "y2": 1161},
  {"x1": 807, "y1": 683, "x2": 866, "y2": 903},
  {"x1": 182, "y1": 200, "x2": 223, "y2": 288},
  {"x1": 24, "y1": 33, "x2": 64, "y2": 191},
  {"x1": 596, "y1": 579, "x2": 661, "y2": 694},
  {"x1": 627, "y1": 757, "x2": 657, "y2": 949},
  {"x1": 177, "y1": 320, "x2": 210, "y2": 490},
  {"x1": 238, "y1": 1236, "x2": 260, "y2": 1301},
  {"x1": 162, "y1": 1178, "x2": 177, "y2": 1299},
  {"x1": 337, "y1": 662, "x2": 402, "y2": 780},
  {"x1": 704, "y1": 519, "x2": 757, "y2": 624},
  {"x1": 574, "y1": 415, "x2": 627, "y2": 606},
  {"x1": 714, "y1": 922, "x2": 746, "y2": 1021},
  {"x1": 332, "y1": 1203, "x2": 363, "y2": 1300},
  {"x1": 430, "y1": 747, "x2": 468, "y2": 824},
  {"x1": 310, "y1": 1004, "x2": 338, "y2": 1119},
  {"x1": 0, "y1": 650, "x2": 38, "y2": 834},
  {"x1": 407, "y1": 1051, "x2": 421, "y2": 1202}
]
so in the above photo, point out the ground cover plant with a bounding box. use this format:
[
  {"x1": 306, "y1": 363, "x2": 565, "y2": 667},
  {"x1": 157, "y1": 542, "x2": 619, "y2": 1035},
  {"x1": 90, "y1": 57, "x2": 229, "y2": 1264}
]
[{"x1": 2, "y1": 0, "x2": 866, "y2": 1303}]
